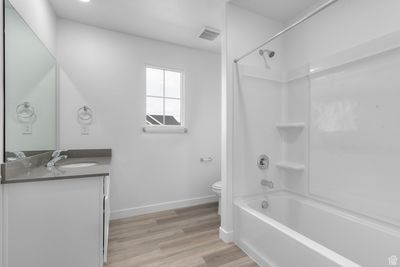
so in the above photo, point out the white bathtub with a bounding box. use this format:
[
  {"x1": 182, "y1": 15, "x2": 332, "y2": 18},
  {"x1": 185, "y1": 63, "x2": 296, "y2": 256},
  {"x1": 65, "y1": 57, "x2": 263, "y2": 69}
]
[{"x1": 234, "y1": 190, "x2": 400, "y2": 267}]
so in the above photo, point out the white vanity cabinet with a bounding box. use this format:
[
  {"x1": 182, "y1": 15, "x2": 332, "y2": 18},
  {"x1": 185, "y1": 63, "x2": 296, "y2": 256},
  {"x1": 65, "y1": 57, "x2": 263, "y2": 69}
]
[{"x1": 2, "y1": 176, "x2": 109, "y2": 267}]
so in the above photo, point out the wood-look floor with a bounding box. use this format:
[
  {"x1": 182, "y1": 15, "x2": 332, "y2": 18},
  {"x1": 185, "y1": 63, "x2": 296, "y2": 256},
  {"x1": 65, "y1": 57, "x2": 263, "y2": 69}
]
[{"x1": 104, "y1": 202, "x2": 258, "y2": 267}]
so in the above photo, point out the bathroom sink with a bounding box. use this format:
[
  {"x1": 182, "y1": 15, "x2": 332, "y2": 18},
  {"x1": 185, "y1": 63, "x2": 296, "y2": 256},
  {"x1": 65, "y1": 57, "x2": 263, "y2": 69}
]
[{"x1": 59, "y1": 162, "x2": 98, "y2": 168}]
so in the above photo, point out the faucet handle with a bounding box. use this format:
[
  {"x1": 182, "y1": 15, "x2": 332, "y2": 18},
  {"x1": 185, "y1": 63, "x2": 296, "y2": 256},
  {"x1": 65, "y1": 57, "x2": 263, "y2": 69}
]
[
  {"x1": 52, "y1": 150, "x2": 67, "y2": 157},
  {"x1": 257, "y1": 155, "x2": 270, "y2": 169}
]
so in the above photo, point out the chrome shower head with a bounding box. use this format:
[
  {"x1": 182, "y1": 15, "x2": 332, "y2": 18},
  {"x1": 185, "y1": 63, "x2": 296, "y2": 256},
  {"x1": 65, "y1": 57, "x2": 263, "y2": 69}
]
[
  {"x1": 259, "y1": 49, "x2": 275, "y2": 69},
  {"x1": 259, "y1": 49, "x2": 275, "y2": 58}
]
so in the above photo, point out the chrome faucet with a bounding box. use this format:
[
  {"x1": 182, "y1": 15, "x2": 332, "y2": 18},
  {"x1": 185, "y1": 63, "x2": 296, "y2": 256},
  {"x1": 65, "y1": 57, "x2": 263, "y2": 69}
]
[
  {"x1": 46, "y1": 150, "x2": 68, "y2": 167},
  {"x1": 261, "y1": 179, "x2": 274, "y2": 189}
]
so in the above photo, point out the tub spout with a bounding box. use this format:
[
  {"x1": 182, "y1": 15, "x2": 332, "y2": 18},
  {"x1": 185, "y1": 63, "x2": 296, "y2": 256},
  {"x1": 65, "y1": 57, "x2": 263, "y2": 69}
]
[{"x1": 261, "y1": 179, "x2": 274, "y2": 189}]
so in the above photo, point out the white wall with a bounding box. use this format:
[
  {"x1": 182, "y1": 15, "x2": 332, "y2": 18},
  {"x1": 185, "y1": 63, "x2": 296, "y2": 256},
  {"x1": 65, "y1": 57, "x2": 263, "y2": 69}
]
[
  {"x1": 227, "y1": 5, "x2": 284, "y2": 69},
  {"x1": 282, "y1": 0, "x2": 400, "y2": 194},
  {"x1": 221, "y1": 3, "x2": 284, "y2": 241},
  {"x1": 281, "y1": 0, "x2": 400, "y2": 223},
  {"x1": 283, "y1": 0, "x2": 400, "y2": 70},
  {"x1": 9, "y1": 0, "x2": 57, "y2": 56},
  {"x1": 56, "y1": 19, "x2": 221, "y2": 218}
]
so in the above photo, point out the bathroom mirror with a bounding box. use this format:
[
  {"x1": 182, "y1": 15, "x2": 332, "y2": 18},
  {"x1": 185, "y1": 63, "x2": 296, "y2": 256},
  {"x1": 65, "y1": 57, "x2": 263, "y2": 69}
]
[{"x1": 3, "y1": 0, "x2": 58, "y2": 161}]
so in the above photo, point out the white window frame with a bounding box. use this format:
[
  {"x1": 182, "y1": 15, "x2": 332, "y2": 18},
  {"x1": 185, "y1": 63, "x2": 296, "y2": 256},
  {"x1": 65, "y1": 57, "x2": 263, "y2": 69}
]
[{"x1": 143, "y1": 65, "x2": 187, "y2": 133}]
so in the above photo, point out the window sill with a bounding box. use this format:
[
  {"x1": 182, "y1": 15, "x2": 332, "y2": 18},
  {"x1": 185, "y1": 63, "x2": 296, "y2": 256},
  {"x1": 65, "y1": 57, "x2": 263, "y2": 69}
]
[{"x1": 142, "y1": 126, "x2": 188, "y2": 134}]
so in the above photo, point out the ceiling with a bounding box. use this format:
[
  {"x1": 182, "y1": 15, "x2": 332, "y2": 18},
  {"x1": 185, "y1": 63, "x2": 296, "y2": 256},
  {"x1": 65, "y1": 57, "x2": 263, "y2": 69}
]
[
  {"x1": 49, "y1": 0, "x2": 326, "y2": 53},
  {"x1": 49, "y1": 0, "x2": 226, "y2": 53},
  {"x1": 230, "y1": 0, "x2": 326, "y2": 23}
]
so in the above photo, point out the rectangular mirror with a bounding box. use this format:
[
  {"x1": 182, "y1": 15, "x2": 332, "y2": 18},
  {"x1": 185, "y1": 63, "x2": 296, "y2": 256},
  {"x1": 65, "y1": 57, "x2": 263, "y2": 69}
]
[{"x1": 4, "y1": 0, "x2": 58, "y2": 161}]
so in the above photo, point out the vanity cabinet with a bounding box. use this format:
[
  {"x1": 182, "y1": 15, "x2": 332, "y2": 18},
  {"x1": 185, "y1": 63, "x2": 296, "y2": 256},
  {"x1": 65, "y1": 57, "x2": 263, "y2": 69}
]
[{"x1": 2, "y1": 176, "x2": 109, "y2": 267}]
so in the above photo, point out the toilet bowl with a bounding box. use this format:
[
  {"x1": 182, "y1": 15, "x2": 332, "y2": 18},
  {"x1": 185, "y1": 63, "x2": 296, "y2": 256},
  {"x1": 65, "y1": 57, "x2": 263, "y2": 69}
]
[{"x1": 211, "y1": 181, "x2": 222, "y2": 215}]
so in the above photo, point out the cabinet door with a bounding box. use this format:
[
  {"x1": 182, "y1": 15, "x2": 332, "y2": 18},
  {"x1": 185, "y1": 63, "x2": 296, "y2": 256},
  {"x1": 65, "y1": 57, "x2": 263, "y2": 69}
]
[
  {"x1": 103, "y1": 195, "x2": 110, "y2": 263},
  {"x1": 3, "y1": 177, "x2": 103, "y2": 267},
  {"x1": 103, "y1": 175, "x2": 110, "y2": 263}
]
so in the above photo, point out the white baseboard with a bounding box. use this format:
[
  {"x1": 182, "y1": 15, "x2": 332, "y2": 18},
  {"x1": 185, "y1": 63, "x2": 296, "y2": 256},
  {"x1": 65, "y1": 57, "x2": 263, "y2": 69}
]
[
  {"x1": 111, "y1": 195, "x2": 218, "y2": 220},
  {"x1": 219, "y1": 227, "x2": 234, "y2": 243}
]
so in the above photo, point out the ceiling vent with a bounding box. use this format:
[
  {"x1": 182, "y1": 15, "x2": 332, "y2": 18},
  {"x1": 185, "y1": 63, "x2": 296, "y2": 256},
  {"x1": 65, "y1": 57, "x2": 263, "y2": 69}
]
[{"x1": 198, "y1": 27, "x2": 220, "y2": 41}]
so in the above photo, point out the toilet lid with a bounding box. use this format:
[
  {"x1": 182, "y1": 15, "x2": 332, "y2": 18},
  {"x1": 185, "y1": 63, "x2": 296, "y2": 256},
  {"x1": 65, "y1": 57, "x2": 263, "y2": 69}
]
[{"x1": 212, "y1": 181, "x2": 222, "y2": 190}]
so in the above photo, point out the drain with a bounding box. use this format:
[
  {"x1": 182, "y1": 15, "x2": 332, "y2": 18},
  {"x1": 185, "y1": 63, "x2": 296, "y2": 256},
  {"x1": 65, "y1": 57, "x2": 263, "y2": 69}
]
[{"x1": 261, "y1": 200, "x2": 269, "y2": 209}]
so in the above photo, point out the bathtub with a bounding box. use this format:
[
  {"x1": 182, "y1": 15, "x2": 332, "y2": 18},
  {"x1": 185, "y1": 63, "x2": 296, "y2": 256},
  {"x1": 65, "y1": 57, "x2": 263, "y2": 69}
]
[{"x1": 234, "y1": 190, "x2": 400, "y2": 267}]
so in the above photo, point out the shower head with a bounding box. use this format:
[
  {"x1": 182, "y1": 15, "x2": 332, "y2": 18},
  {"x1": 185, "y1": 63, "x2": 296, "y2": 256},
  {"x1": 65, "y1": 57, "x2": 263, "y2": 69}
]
[
  {"x1": 259, "y1": 49, "x2": 275, "y2": 69},
  {"x1": 259, "y1": 49, "x2": 275, "y2": 58}
]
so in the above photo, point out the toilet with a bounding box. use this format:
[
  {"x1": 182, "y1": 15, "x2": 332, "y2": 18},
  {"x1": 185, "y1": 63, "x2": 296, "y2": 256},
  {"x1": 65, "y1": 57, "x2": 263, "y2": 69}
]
[{"x1": 211, "y1": 181, "x2": 222, "y2": 215}]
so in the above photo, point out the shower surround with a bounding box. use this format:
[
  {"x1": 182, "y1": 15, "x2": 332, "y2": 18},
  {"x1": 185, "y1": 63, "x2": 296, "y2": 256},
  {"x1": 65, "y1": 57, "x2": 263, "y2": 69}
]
[{"x1": 222, "y1": 1, "x2": 400, "y2": 266}]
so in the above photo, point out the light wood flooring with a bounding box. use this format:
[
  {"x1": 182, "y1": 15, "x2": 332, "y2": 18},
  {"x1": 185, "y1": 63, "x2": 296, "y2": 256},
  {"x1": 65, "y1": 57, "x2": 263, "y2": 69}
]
[{"x1": 104, "y1": 202, "x2": 258, "y2": 267}]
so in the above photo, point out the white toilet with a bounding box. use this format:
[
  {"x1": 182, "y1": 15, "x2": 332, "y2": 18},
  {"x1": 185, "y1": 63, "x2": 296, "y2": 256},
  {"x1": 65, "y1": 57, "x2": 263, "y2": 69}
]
[{"x1": 211, "y1": 181, "x2": 222, "y2": 215}]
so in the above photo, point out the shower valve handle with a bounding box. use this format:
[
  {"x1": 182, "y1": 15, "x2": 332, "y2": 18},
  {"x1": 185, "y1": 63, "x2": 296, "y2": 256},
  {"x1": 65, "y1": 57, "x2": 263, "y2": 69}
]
[{"x1": 257, "y1": 154, "x2": 270, "y2": 169}]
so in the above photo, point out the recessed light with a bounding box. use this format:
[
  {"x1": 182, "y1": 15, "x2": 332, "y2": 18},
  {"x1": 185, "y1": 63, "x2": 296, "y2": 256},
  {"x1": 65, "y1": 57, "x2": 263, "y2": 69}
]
[{"x1": 79, "y1": 0, "x2": 91, "y2": 3}]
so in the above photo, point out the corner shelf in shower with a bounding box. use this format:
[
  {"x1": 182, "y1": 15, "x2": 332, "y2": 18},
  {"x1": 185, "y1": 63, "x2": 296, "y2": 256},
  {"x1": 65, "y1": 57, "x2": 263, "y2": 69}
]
[
  {"x1": 275, "y1": 161, "x2": 305, "y2": 171},
  {"x1": 276, "y1": 122, "x2": 306, "y2": 129}
]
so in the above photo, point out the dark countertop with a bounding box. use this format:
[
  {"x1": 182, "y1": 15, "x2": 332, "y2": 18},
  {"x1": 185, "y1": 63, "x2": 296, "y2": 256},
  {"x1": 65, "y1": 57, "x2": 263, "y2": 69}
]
[{"x1": 1, "y1": 149, "x2": 111, "y2": 184}]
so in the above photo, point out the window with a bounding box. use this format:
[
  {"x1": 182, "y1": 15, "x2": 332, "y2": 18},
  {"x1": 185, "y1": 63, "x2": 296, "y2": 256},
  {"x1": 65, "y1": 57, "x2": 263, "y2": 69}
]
[{"x1": 145, "y1": 66, "x2": 184, "y2": 127}]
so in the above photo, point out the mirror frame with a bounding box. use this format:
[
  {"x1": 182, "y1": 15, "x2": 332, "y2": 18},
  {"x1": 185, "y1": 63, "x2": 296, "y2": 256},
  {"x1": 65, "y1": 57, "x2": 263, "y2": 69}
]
[{"x1": 3, "y1": 0, "x2": 6, "y2": 162}]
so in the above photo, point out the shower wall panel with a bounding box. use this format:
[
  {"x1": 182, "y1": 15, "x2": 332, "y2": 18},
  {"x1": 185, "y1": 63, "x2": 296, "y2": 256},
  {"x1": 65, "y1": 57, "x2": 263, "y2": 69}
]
[
  {"x1": 233, "y1": 75, "x2": 282, "y2": 197},
  {"x1": 309, "y1": 47, "x2": 400, "y2": 226},
  {"x1": 280, "y1": 77, "x2": 309, "y2": 194}
]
